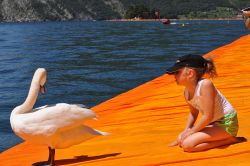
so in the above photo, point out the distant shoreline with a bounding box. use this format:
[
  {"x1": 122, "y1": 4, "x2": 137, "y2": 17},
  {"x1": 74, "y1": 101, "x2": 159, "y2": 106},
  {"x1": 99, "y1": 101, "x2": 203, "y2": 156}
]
[
  {"x1": 0, "y1": 17, "x2": 244, "y2": 23},
  {"x1": 107, "y1": 18, "x2": 244, "y2": 22}
]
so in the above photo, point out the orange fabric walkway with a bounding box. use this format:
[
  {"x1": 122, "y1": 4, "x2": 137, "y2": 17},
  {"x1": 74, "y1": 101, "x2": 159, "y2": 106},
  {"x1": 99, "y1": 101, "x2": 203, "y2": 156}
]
[{"x1": 1, "y1": 35, "x2": 250, "y2": 166}]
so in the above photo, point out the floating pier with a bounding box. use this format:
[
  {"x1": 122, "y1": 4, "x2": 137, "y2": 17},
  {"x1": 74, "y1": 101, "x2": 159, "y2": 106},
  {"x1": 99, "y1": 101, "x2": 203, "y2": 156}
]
[{"x1": 1, "y1": 35, "x2": 250, "y2": 166}]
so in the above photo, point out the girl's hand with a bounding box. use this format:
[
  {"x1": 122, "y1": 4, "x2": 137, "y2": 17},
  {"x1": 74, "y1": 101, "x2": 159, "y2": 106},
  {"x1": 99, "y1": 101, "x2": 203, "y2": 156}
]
[
  {"x1": 180, "y1": 129, "x2": 194, "y2": 142},
  {"x1": 168, "y1": 129, "x2": 188, "y2": 147}
]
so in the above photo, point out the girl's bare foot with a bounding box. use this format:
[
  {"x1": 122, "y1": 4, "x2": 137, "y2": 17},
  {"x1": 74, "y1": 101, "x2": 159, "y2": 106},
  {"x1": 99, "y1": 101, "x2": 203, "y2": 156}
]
[{"x1": 168, "y1": 140, "x2": 179, "y2": 147}]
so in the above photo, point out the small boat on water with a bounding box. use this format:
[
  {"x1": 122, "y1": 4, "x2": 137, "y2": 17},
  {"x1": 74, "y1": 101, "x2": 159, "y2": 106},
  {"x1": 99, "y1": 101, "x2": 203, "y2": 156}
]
[
  {"x1": 154, "y1": 10, "x2": 170, "y2": 25},
  {"x1": 160, "y1": 19, "x2": 171, "y2": 25}
]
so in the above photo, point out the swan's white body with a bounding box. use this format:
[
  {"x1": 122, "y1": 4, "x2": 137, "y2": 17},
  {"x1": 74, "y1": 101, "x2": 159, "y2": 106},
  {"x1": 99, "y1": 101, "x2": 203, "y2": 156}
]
[{"x1": 10, "y1": 68, "x2": 108, "y2": 150}]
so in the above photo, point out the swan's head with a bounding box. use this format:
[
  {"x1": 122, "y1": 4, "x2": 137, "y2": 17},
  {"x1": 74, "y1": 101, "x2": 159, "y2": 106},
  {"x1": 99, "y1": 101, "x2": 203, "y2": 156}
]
[{"x1": 34, "y1": 68, "x2": 47, "y2": 94}]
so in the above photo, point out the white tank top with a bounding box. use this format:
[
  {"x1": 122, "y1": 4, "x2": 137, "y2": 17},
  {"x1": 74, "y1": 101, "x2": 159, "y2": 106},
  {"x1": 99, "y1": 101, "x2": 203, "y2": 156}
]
[{"x1": 186, "y1": 79, "x2": 236, "y2": 122}]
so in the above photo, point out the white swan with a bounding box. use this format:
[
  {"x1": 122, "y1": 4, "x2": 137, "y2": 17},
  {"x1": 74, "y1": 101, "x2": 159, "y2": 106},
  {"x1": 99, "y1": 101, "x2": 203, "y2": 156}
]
[{"x1": 10, "y1": 68, "x2": 108, "y2": 166}]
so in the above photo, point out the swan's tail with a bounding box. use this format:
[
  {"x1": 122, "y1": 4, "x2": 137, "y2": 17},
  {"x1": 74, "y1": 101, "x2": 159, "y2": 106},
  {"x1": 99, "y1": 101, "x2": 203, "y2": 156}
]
[
  {"x1": 80, "y1": 125, "x2": 110, "y2": 136},
  {"x1": 93, "y1": 129, "x2": 110, "y2": 136}
]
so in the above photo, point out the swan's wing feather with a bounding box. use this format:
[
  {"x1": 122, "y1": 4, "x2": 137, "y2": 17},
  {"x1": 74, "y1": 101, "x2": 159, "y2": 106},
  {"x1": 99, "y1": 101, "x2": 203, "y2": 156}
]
[
  {"x1": 16, "y1": 103, "x2": 96, "y2": 136},
  {"x1": 33, "y1": 104, "x2": 88, "y2": 112},
  {"x1": 72, "y1": 104, "x2": 88, "y2": 108},
  {"x1": 51, "y1": 125, "x2": 109, "y2": 149},
  {"x1": 33, "y1": 105, "x2": 50, "y2": 111}
]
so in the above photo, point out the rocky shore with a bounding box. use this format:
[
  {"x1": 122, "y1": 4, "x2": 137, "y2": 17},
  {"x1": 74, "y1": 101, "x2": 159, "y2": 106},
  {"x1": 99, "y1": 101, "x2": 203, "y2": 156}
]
[{"x1": 0, "y1": 0, "x2": 125, "y2": 22}]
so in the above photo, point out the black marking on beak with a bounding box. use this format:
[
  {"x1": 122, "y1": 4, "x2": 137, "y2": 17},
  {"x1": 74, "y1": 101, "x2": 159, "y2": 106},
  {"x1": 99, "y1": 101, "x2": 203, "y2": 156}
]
[{"x1": 40, "y1": 85, "x2": 46, "y2": 95}]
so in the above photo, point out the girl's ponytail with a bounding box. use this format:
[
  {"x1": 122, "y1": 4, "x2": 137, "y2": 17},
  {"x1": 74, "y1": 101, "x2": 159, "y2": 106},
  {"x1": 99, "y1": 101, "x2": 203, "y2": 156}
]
[{"x1": 204, "y1": 57, "x2": 217, "y2": 78}]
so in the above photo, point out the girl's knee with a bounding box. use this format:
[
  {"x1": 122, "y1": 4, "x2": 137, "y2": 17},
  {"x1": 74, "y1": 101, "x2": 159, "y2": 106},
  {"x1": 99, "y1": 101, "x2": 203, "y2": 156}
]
[{"x1": 181, "y1": 139, "x2": 196, "y2": 152}]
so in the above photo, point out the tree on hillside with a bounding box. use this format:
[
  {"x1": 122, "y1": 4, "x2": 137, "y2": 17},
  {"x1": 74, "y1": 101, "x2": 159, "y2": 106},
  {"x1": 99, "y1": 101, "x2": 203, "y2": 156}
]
[
  {"x1": 122, "y1": 0, "x2": 250, "y2": 19},
  {"x1": 125, "y1": 5, "x2": 155, "y2": 19}
]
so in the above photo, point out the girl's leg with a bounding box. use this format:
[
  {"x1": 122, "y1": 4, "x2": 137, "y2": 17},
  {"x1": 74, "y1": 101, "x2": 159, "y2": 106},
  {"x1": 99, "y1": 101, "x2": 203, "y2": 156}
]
[{"x1": 181, "y1": 126, "x2": 240, "y2": 152}]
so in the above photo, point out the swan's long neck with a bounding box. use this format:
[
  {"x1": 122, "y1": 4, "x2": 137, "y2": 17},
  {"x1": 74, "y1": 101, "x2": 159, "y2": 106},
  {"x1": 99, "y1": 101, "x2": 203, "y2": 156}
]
[{"x1": 14, "y1": 68, "x2": 47, "y2": 115}]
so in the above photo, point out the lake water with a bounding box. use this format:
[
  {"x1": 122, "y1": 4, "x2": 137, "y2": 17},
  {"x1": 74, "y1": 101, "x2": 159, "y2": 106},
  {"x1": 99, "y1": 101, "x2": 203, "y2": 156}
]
[{"x1": 0, "y1": 20, "x2": 248, "y2": 153}]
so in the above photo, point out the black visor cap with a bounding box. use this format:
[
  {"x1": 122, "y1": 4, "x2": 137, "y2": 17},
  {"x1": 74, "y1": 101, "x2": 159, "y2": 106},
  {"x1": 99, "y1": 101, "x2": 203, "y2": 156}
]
[{"x1": 166, "y1": 54, "x2": 206, "y2": 74}]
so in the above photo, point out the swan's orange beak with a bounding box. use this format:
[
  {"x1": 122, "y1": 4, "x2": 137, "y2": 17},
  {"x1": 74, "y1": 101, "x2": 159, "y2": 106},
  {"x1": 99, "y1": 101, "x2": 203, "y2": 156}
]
[{"x1": 40, "y1": 85, "x2": 46, "y2": 95}]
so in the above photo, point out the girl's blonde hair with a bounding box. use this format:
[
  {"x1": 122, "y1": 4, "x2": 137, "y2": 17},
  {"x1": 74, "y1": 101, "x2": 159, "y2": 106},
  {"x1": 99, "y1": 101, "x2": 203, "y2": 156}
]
[{"x1": 194, "y1": 57, "x2": 217, "y2": 79}]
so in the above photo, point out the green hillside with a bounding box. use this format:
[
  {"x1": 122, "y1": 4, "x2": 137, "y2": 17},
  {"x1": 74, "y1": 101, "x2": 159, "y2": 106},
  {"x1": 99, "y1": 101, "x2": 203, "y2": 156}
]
[
  {"x1": 121, "y1": 0, "x2": 249, "y2": 19},
  {"x1": 0, "y1": 0, "x2": 249, "y2": 22}
]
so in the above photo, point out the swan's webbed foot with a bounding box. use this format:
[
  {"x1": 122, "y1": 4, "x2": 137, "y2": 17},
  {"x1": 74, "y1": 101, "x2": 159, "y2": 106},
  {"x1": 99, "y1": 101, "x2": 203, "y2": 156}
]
[
  {"x1": 32, "y1": 147, "x2": 55, "y2": 166},
  {"x1": 47, "y1": 147, "x2": 55, "y2": 166}
]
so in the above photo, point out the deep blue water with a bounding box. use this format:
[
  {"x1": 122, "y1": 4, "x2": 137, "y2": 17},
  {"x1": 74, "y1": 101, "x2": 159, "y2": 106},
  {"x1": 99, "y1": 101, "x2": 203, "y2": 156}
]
[{"x1": 0, "y1": 20, "x2": 248, "y2": 153}]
